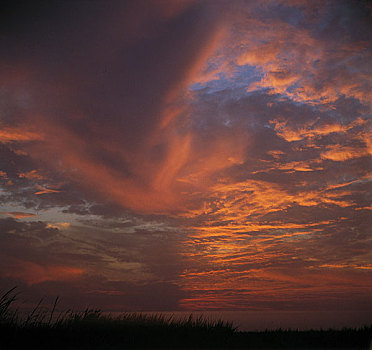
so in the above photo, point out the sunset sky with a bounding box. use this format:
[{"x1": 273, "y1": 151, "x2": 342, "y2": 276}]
[{"x1": 0, "y1": 0, "x2": 371, "y2": 329}]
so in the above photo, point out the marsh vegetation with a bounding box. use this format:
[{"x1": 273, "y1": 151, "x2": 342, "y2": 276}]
[{"x1": 1, "y1": 288, "x2": 370, "y2": 349}]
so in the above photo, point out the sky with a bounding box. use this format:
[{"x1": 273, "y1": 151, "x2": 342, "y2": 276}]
[{"x1": 0, "y1": 0, "x2": 371, "y2": 329}]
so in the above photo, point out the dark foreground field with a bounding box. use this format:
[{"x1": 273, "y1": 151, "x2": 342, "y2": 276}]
[{"x1": 1, "y1": 288, "x2": 371, "y2": 349}]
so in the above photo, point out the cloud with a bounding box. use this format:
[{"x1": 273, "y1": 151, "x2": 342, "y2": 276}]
[
  {"x1": 0, "y1": 0, "x2": 232, "y2": 214},
  {"x1": 1, "y1": 259, "x2": 84, "y2": 285},
  {"x1": 321, "y1": 144, "x2": 371, "y2": 161},
  {"x1": 46, "y1": 222, "x2": 70, "y2": 230},
  {"x1": 179, "y1": 209, "x2": 372, "y2": 310},
  {"x1": 1, "y1": 0, "x2": 370, "y2": 215},
  {"x1": 269, "y1": 117, "x2": 367, "y2": 143},
  {"x1": 0, "y1": 216, "x2": 188, "y2": 309},
  {"x1": 172, "y1": 1, "x2": 372, "y2": 110},
  {"x1": 0, "y1": 126, "x2": 43, "y2": 143},
  {"x1": 18, "y1": 170, "x2": 44, "y2": 180},
  {"x1": 228, "y1": 1, "x2": 372, "y2": 106},
  {"x1": 0, "y1": 211, "x2": 36, "y2": 219},
  {"x1": 0, "y1": 0, "x2": 371, "y2": 315},
  {"x1": 34, "y1": 185, "x2": 62, "y2": 195}
]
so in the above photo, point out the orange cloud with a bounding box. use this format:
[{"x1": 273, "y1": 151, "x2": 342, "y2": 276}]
[
  {"x1": 321, "y1": 145, "x2": 371, "y2": 161},
  {"x1": 269, "y1": 118, "x2": 366, "y2": 143},
  {"x1": 231, "y1": 12, "x2": 372, "y2": 106},
  {"x1": 2, "y1": 259, "x2": 84, "y2": 285},
  {"x1": 0, "y1": 126, "x2": 43, "y2": 143},
  {"x1": 0, "y1": 211, "x2": 36, "y2": 219},
  {"x1": 318, "y1": 264, "x2": 372, "y2": 270},
  {"x1": 46, "y1": 222, "x2": 70, "y2": 229},
  {"x1": 34, "y1": 185, "x2": 62, "y2": 195},
  {"x1": 207, "y1": 179, "x2": 353, "y2": 218},
  {"x1": 267, "y1": 150, "x2": 285, "y2": 159},
  {"x1": 0, "y1": 4, "x2": 233, "y2": 216},
  {"x1": 18, "y1": 170, "x2": 44, "y2": 180},
  {"x1": 177, "y1": 161, "x2": 368, "y2": 309},
  {"x1": 179, "y1": 255, "x2": 372, "y2": 309},
  {"x1": 44, "y1": 124, "x2": 247, "y2": 214},
  {"x1": 170, "y1": 24, "x2": 228, "y2": 99}
]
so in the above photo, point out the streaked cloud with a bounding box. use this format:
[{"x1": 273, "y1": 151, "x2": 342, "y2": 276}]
[
  {"x1": 0, "y1": 211, "x2": 36, "y2": 219},
  {"x1": 34, "y1": 185, "x2": 62, "y2": 195},
  {"x1": 321, "y1": 144, "x2": 371, "y2": 161},
  {"x1": 0, "y1": 126, "x2": 43, "y2": 143},
  {"x1": 1, "y1": 259, "x2": 84, "y2": 285}
]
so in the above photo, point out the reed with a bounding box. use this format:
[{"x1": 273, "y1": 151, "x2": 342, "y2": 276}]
[{"x1": 1, "y1": 287, "x2": 371, "y2": 349}]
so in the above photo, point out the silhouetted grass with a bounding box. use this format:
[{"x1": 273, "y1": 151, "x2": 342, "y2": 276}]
[{"x1": 1, "y1": 287, "x2": 371, "y2": 349}]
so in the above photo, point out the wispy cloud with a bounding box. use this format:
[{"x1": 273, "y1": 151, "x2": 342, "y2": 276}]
[
  {"x1": 0, "y1": 211, "x2": 36, "y2": 219},
  {"x1": 34, "y1": 185, "x2": 62, "y2": 195},
  {"x1": 1, "y1": 258, "x2": 84, "y2": 285},
  {"x1": 0, "y1": 127, "x2": 43, "y2": 143}
]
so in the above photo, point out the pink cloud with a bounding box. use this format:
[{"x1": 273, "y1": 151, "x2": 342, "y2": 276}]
[{"x1": 1, "y1": 259, "x2": 84, "y2": 285}]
